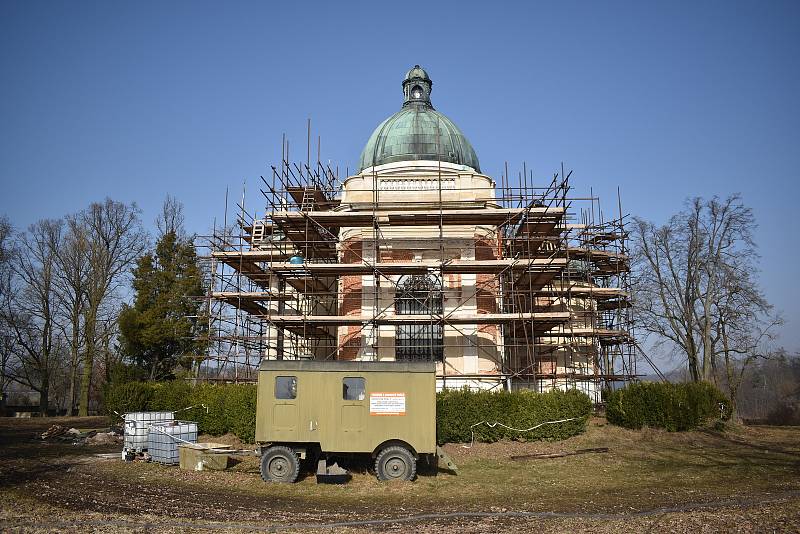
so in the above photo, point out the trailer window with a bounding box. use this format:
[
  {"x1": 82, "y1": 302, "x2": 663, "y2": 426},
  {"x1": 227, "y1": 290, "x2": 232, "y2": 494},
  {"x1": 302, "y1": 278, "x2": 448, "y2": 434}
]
[
  {"x1": 275, "y1": 376, "x2": 297, "y2": 399},
  {"x1": 342, "y1": 377, "x2": 365, "y2": 400}
]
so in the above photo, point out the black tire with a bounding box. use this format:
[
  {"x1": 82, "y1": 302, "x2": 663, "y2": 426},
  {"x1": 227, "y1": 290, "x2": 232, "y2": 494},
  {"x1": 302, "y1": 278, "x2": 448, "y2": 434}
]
[
  {"x1": 374, "y1": 445, "x2": 416, "y2": 481},
  {"x1": 260, "y1": 446, "x2": 300, "y2": 483}
]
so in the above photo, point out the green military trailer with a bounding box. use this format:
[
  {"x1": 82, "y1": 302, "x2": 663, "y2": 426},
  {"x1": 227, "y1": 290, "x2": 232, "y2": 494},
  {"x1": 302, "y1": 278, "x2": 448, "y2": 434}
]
[{"x1": 255, "y1": 360, "x2": 442, "y2": 482}]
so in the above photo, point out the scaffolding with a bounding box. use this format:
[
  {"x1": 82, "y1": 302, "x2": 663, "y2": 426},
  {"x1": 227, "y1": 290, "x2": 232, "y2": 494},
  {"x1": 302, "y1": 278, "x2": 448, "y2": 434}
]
[{"x1": 195, "y1": 137, "x2": 637, "y2": 400}]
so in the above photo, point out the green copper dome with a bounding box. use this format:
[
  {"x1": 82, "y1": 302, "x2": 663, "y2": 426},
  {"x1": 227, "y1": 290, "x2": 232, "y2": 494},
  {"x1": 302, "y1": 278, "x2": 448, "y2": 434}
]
[{"x1": 358, "y1": 66, "x2": 480, "y2": 173}]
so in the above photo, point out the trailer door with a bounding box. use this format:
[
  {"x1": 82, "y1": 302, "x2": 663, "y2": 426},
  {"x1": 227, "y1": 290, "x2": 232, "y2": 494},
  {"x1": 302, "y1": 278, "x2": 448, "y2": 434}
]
[
  {"x1": 334, "y1": 375, "x2": 366, "y2": 451},
  {"x1": 270, "y1": 375, "x2": 300, "y2": 441}
]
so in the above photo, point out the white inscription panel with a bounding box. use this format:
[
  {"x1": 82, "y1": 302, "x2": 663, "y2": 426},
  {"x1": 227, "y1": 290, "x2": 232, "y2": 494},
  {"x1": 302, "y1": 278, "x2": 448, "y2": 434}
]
[{"x1": 369, "y1": 392, "x2": 406, "y2": 416}]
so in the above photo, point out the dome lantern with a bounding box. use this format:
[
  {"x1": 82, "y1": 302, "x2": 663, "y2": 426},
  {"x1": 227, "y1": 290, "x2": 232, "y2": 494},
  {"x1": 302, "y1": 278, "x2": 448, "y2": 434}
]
[{"x1": 402, "y1": 65, "x2": 433, "y2": 108}]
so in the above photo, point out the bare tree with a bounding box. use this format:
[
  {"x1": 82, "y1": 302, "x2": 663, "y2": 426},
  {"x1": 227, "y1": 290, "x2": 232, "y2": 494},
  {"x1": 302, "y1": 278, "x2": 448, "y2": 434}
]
[
  {"x1": 0, "y1": 216, "x2": 14, "y2": 412},
  {"x1": 632, "y1": 195, "x2": 764, "y2": 383},
  {"x1": 98, "y1": 312, "x2": 122, "y2": 383},
  {"x1": 0, "y1": 332, "x2": 13, "y2": 413},
  {"x1": 0, "y1": 215, "x2": 12, "y2": 287},
  {"x1": 77, "y1": 199, "x2": 147, "y2": 416},
  {"x1": 712, "y1": 261, "x2": 782, "y2": 417},
  {"x1": 737, "y1": 353, "x2": 800, "y2": 423},
  {"x1": 156, "y1": 194, "x2": 186, "y2": 239},
  {"x1": 52, "y1": 217, "x2": 90, "y2": 415},
  {"x1": 2, "y1": 219, "x2": 64, "y2": 415}
]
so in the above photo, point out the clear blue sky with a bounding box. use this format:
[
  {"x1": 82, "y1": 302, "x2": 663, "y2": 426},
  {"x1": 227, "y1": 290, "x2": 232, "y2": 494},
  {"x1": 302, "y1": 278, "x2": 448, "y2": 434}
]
[{"x1": 1, "y1": 1, "x2": 799, "y2": 361}]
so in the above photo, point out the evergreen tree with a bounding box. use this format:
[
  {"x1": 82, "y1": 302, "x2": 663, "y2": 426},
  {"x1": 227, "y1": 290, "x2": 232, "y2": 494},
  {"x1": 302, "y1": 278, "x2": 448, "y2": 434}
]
[{"x1": 119, "y1": 230, "x2": 206, "y2": 380}]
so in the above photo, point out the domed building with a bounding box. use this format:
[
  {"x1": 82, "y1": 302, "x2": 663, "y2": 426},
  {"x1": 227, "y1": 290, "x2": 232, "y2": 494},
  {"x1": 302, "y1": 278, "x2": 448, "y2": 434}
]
[
  {"x1": 337, "y1": 66, "x2": 507, "y2": 388},
  {"x1": 208, "y1": 66, "x2": 636, "y2": 398}
]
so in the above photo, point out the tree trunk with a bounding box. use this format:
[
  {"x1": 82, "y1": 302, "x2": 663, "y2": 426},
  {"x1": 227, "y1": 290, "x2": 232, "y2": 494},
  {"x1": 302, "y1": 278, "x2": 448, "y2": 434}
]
[
  {"x1": 728, "y1": 387, "x2": 740, "y2": 422},
  {"x1": 67, "y1": 359, "x2": 78, "y2": 416},
  {"x1": 67, "y1": 320, "x2": 79, "y2": 416},
  {"x1": 79, "y1": 345, "x2": 92, "y2": 416},
  {"x1": 39, "y1": 372, "x2": 49, "y2": 416},
  {"x1": 102, "y1": 330, "x2": 113, "y2": 383},
  {"x1": 41, "y1": 307, "x2": 52, "y2": 416},
  {"x1": 79, "y1": 312, "x2": 95, "y2": 416},
  {"x1": 688, "y1": 355, "x2": 700, "y2": 382},
  {"x1": 78, "y1": 354, "x2": 91, "y2": 415},
  {"x1": 686, "y1": 333, "x2": 700, "y2": 382},
  {"x1": 702, "y1": 330, "x2": 714, "y2": 383}
]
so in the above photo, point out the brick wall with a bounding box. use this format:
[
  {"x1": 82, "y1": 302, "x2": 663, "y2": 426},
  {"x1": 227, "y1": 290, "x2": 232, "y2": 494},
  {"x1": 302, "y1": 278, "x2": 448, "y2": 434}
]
[
  {"x1": 341, "y1": 238, "x2": 362, "y2": 263},
  {"x1": 477, "y1": 323, "x2": 498, "y2": 338},
  {"x1": 340, "y1": 275, "x2": 362, "y2": 316},
  {"x1": 339, "y1": 238, "x2": 364, "y2": 360},
  {"x1": 476, "y1": 274, "x2": 498, "y2": 313},
  {"x1": 380, "y1": 249, "x2": 414, "y2": 262},
  {"x1": 339, "y1": 325, "x2": 361, "y2": 360},
  {"x1": 475, "y1": 236, "x2": 499, "y2": 315},
  {"x1": 475, "y1": 237, "x2": 498, "y2": 261}
]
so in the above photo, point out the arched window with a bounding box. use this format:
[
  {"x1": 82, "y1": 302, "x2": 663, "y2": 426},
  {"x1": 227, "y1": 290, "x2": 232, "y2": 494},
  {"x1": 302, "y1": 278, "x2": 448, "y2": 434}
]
[{"x1": 395, "y1": 275, "x2": 443, "y2": 362}]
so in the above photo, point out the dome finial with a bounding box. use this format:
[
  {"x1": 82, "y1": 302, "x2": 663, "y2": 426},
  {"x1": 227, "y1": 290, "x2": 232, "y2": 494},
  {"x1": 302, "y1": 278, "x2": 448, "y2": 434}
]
[{"x1": 402, "y1": 65, "x2": 433, "y2": 108}]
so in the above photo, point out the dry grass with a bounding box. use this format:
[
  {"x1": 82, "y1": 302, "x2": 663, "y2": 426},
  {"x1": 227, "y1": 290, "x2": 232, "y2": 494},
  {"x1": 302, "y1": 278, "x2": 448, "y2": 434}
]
[{"x1": 1, "y1": 416, "x2": 798, "y2": 532}]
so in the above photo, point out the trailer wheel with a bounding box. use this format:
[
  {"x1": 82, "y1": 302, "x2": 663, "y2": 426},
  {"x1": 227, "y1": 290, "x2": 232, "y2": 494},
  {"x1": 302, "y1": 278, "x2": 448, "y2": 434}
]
[
  {"x1": 374, "y1": 445, "x2": 416, "y2": 481},
  {"x1": 260, "y1": 446, "x2": 300, "y2": 483}
]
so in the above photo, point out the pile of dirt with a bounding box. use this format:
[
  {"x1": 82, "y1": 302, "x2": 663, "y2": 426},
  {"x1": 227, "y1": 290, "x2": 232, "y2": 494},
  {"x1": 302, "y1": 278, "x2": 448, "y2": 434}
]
[
  {"x1": 83, "y1": 431, "x2": 121, "y2": 446},
  {"x1": 40, "y1": 424, "x2": 121, "y2": 446}
]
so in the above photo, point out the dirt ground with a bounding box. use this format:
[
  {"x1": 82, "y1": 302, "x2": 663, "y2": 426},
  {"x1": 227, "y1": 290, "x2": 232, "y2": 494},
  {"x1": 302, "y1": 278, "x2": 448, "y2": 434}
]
[{"x1": 1, "y1": 416, "x2": 798, "y2": 532}]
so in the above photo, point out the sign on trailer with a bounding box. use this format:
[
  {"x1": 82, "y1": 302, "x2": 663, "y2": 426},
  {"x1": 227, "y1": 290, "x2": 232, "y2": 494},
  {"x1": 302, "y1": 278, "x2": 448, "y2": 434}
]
[{"x1": 369, "y1": 392, "x2": 406, "y2": 415}]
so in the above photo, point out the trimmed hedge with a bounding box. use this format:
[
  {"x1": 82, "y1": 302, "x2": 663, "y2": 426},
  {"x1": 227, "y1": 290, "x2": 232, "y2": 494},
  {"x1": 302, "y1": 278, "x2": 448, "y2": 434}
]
[
  {"x1": 104, "y1": 382, "x2": 153, "y2": 416},
  {"x1": 104, "y1": 381, "x2": 257, "y2": 443},
  {"x1": 105, "y1": 381, "x2": 591, "y2": 445},
  {"x1": 605, "y1": 381, "x2": 731, "y2": 431},
  {"x1": 437, "y1": 388, "x2": 591, "y2": 444}
]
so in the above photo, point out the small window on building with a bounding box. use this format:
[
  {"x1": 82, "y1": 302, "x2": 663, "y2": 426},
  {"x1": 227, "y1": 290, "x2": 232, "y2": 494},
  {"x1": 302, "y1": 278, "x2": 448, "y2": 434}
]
[
  {"x1": 343, "y1": 377, "x2": 366, "y2": 401},
  {"x1": 275, "y1": 376, "x2": 297, "y2": 399}
]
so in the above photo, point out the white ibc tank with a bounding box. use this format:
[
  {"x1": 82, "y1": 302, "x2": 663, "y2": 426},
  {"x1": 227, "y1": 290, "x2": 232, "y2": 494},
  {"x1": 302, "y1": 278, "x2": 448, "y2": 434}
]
[
  {"x1": 147, "y1": 421, "x2": 198, "y2": 465},
  {"x1": 123, "y1": 411, "x2": 175, "y2": 452}
]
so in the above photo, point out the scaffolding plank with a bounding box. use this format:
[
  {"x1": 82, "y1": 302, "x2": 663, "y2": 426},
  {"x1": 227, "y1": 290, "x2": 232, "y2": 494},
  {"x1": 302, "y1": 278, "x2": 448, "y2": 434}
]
[
  {"x1": 535, "y1": 287, "x2": 629, "y2": 299},
  {"x1": 596, "y1": 298, "x2": 632, "y2": 311},
  {"x1": 503, "y1": 270, "x2": 561, "y2": 292},
  {"x1": 261, "y1": 312, "x2": 570, "y2": 326},
  {"x1": 212, "y1": 291, "x2": 294, "y2": 302},
  {"x1": 285, "y1": 276, "x2": 331, "y2": 294},
  {"x1": 286, "y1": 186, "x2": 339, "y2": 210},
  {"x1": 563, "y1": 247, "x2": 629, "y2": 263},
  {"x1": 536, "y1": 328, "x2": 632, "y2": 339},
  {"x1": 211, "y1": 254, "x2": 567, "y2": 276},
  {"x1": 269, "y1": 207, "x2": 565, "y2": 229}
]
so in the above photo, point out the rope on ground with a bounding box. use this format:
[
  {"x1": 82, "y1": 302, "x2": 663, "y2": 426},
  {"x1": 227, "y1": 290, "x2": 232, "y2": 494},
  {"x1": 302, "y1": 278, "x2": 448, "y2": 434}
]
[{"x1": 461, "y1": 417, "x2": 580, "y2": 448}]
